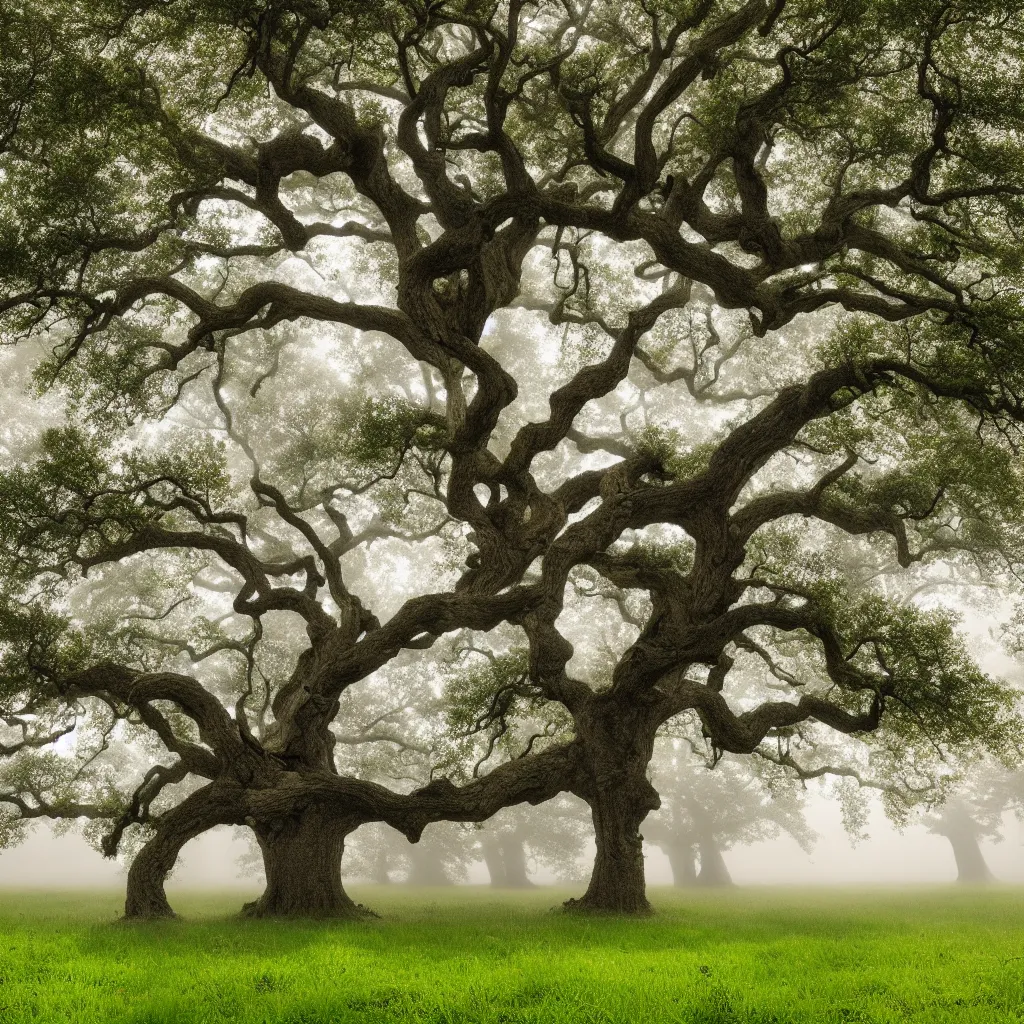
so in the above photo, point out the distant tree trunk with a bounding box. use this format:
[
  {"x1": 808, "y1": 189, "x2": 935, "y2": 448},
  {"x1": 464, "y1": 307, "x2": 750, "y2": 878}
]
[
  {"x1": 499, "y1": 834, "x2": 536, "y2": 888},
  {"x1": 695, "y1": 833, "x2": 733, "y2": 887},
  {"x1": 944, "y1": 829, "x2": 995, "y2": 884},
  {"x1": 371, "y1": 848, "x2": 392, "y2": 885},
  {"x1": 481, "y1": 836, "x2": 507, "y2": 887},
  {"x1": 666, "y1": 843, "x2": 698, "y2": 887},
  {"x1": 242, "y1": 807, "x2": 371, "y2": 918},
  {"x1": 407, "y1": 844, "x2": 453, "y2": 886},
  {"x1": 932, "y1": 806, "x2": 995, "y2": 884}
]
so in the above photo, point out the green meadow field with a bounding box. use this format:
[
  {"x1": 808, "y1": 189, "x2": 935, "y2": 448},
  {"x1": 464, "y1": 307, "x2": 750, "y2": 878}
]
[{"x1": 0, "y1": 886, "x2": 1021, "y2": 1023}]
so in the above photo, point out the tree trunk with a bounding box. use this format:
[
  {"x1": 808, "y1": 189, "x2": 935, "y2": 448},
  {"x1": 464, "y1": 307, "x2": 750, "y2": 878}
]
[
  {"x1": 565, "y1": 780, "x2": 658, "y2": 915},
  {"x1": 242, "y1": 806, "x2": 371, "y2": 919},
  {"x1": 480, "y1": 836, "x2": 506, "y2": 887},
  {"x1": 566, "y1": 708, "x2": 660, "y2": 915},
  {"x1": 499, "y1": 834, "x2": 536, "y2": 888},
  {"x1": 124, "y1": 833, "x2": 182, "y2": 921},
  {"x1": 695, "y1": 833, "x2": 733, "y2": 887},
  {"x1": 667, "y1": 843, "x2": 698, "y2": 888},
  {"x1": 406, "y1": 844, "x2": 453, "y2": 886},
  {"x1": 946, "y1": 830, "x2": 995, "y2": 884},
  {"x1": 124, "y1": 786, "x2": 230, "y2": 920}
]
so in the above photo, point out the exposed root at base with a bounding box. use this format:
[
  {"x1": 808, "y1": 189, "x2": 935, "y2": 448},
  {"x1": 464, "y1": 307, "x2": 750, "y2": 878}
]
[
  {"x1": 238, "y1": 900, "x2": 379, "y2": 921},
  {"x1": 120, "y1": 909, "x2": 178, "y2": 923},
  {"x1": 561, "y1": 896, "x2": 655, "y2": 917}
]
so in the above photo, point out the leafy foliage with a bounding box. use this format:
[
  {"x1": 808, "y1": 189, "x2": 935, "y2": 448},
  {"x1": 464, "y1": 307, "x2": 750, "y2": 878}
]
[{"x1": 2, "y1": 0, "x2": 1024, "y2": 913}]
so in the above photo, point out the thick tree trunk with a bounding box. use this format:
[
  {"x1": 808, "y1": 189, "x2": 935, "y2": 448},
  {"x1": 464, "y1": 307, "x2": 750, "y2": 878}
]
[
  {"x1": 481, "y1": 836, "x2": 507, "y2": 887},
  {"x1": 124, "y1": 786, "x2": 231, "y2": 920},
  {"x1": 667, "y1": 843, "x2": 698, "y2": 887},
  {"x1": 406, "y1": 844, "x2": 453, "y2": 886},
  {"x1": 565, "y1": 780, "x2": 658, "y2": 915},
  {"x1": 499, "y1": 835, "x2": 536, "y2": 888},
  {"x1": 124, "y1": 835, "x2": 181, "y2": 921},
  {"x1": 695, "y1": 833, "x2": 733, "y2": 887},
  {"x1": 946, "y1": 830, "x2": 995, "y2": 884},
  {"x1": 566, "y1": 708, "x2": 660, "y2": 915},
  {"x1": 242, "y1": 806, "x2": 371, "y2": 919}
]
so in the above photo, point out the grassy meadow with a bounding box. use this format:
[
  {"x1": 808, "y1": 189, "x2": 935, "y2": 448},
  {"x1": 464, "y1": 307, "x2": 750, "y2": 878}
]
[{"x1": 0, "y1": 885, "x2": 1021, "y2": 1023}]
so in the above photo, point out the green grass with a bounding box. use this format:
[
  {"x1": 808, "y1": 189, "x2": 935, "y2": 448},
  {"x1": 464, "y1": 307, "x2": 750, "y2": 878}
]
[{"x1": 0, "y1": 886, "x2": 1022, "y2": 1023}]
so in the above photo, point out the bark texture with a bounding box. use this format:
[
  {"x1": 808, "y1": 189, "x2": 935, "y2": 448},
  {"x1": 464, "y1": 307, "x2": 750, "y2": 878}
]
[
  {"x1": 124, "y1": 838, "x2": 179, "y2": 920},
  {"x1": 242, "y1": 807, "x2": 371, "y2": 918},
  {"x1": 566, "y1": 778, "x2": 658, "y2": 914},
  {"x1": 566, "y1": 707, "x2": 660, "y2": 914},
  {"x1": 123, "y1": 787, "x2": 237, "y2": 920}
]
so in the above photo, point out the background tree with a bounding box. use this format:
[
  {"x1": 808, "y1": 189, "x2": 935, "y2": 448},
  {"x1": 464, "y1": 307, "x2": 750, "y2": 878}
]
[
  {"x1": 2, "y1": 0, "x2": 1024, "y2": 920},
  {"x1": 919, "y1": 759, "x2": 1024, "y2": 884},
  {"x1": 924, "y1": 797, "x2": 999, "y2": 884},
  {"x1": 474, "y1": 798, "x2": 591, "y2": 888},
  {"x1": 644, "y1": 741, "x2": 814, "y2": 887},
  {"x1": 340, "y1": 820, "x2": 468, "y2": 885}
]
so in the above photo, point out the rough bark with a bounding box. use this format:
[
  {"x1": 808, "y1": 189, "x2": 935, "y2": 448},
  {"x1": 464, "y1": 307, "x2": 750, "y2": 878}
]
[
  {"x1": 566, "y1": 707, "x2": 660, "y2": 914},
  {"x1": 124, "y1": 836, "x2": 181, "y2": 921},
  {"x1": 242, "y1": 806, "x2": 371, "y2": 919},
  {"x1": 499, "y1": 834, "x2": 536, "y2": 889},
  {"x1": 695, "y1": 833, "x2": 734, "y2": 887},
  {"x1": 123, "y1": 786, "x2": 237, "y2": 920},
  {"x1": 566, "y1": 778, "x2": 658, "y2": 914}
]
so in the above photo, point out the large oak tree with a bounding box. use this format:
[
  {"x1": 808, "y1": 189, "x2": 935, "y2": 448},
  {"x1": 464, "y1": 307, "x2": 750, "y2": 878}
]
[{"x1": 2, "y1": 0, "x2": 1024, "y2": 917}]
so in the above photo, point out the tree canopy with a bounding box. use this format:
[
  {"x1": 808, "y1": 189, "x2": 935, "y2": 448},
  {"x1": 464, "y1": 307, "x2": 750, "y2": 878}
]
[{"x1": 2, "y1": 0, "x2": 1024, "y2": 917}]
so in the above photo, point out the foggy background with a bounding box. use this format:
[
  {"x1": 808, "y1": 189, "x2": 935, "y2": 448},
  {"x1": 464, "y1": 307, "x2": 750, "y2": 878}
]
[
  {"x1": 0, "y1": 607, "x2": 1019, "y2": 891},
  {"x1": 2, "y1": 797, "x2": 1023, "y2": 890}
]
